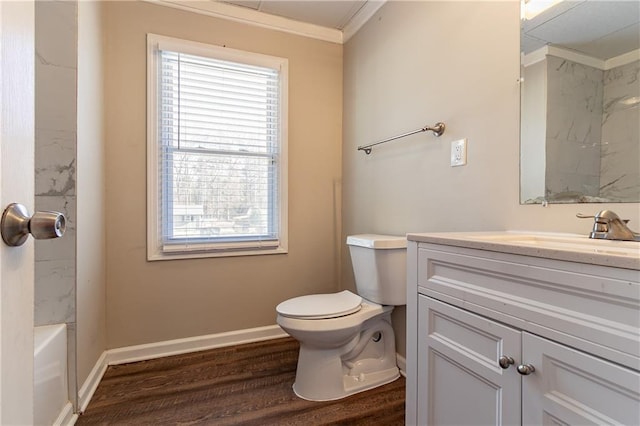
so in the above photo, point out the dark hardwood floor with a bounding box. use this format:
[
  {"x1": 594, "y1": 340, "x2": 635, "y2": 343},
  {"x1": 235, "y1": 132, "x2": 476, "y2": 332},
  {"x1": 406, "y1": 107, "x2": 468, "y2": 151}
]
[{"x1": 77, "y1": 337, "x2": 405, "y2": 425}]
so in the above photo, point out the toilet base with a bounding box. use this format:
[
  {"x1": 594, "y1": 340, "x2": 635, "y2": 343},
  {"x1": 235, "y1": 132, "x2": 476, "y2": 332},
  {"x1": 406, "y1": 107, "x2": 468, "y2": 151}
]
[
  {"x1": 293, "y1": 365, "x2": 399, "y2": 402},
  {"x1": 291, "y1": 315, "x2": 399, "y2": 401}
]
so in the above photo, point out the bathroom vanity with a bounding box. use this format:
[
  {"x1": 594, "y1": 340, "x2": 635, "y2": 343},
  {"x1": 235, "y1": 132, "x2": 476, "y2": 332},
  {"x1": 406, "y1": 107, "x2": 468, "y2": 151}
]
[{"x1": 405, "y1": 232, "x2": 640, "y2": 425}]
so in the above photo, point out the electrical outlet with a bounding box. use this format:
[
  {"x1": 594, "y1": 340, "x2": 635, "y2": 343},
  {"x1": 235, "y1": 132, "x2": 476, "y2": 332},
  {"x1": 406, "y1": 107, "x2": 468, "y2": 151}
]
[{"x1": 451, "y1": 138, "x2": 467, "y2": 166}]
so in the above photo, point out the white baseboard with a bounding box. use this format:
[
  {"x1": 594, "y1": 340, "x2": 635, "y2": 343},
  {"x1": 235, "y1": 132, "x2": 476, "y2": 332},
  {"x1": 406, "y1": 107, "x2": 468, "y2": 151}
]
[
  {"x1": 78, "y1": 351, "x2": 108, "y2": 413},
  {"x1": 54, "y1": 401, "x2": 78, "y2": 426},
  {"x1": 105, "y1": 324, "x2": 287, "y2": 365},
  {"x1": 397, "y1": 353, "x2": 406, "y2": 377},
  {"x1": 78, "y1": 324, "x2": 287, "y2": 413}
]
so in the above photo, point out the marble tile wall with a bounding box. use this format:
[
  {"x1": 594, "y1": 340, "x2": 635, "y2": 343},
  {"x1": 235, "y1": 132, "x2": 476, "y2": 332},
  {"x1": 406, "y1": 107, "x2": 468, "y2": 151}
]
[
  {"x1": 545, "y1": 55, "x2": 603, "y2": 199},
  {"x1": 600, "y1": 59, "x2": 640, "y2": 202},
  {"x1": 34, "y1": 0, "x2": 78, "y2": 408},
  {"x1": 34, "y1": 0, "x2": 77, "y2": 327}
]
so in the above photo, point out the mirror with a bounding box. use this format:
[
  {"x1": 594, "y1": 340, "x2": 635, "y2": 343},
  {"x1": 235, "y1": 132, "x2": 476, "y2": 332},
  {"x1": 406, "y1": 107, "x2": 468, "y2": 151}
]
[{"x1": 520, "y1": 0, "x2": 640, "y2": 204}]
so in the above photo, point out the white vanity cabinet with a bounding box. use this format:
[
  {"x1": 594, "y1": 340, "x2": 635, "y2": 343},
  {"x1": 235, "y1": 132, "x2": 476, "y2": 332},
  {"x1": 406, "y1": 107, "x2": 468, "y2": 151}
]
[
  {"x1": 406, "y1": 235, "x2": 640, "y2": 426},
  {"x1": 417, "y1": 296, "x2": 521, "y2": 425},
  {"x1": 521, "y1": 332, "x2": 640, "y2": 425}
]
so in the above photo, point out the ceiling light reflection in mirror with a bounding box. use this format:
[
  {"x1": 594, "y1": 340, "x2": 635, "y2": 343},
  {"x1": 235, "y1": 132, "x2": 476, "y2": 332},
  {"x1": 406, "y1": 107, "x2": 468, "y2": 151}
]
[{"x1": 522, "y1": 0, "x2": 563, "y2": 20}]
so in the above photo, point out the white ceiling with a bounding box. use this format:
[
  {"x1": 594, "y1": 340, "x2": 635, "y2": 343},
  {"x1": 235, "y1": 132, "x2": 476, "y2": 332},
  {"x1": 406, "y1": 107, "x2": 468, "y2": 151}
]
[
  {"x1": 522, "y1": 0, "x2": 640, "y2": 60},
  {"x1": 181, "y1": 1, "x2": 640, "y2": 56},
  {"x1": 222, "y1": 0, "x2": 369, "y2": 30}
]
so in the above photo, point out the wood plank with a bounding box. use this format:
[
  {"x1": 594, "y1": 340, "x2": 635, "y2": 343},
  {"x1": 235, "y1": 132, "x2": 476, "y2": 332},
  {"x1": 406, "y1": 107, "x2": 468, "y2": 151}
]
[{"x1": 77, "y1": 337, "x2": 405, "y2": 425}]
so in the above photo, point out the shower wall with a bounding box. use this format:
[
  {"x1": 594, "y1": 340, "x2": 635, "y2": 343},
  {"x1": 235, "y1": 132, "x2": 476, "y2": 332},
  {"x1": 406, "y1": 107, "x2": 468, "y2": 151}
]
[
  {"x1": 545, "y1": 54, "x2": 603, "y2": 198},
  {"x1": 600, "y1": 59, "x2": 640, "y2": 201},
  {"x1": 34, "y1": 0, "x2": 78, "y2": 407}
]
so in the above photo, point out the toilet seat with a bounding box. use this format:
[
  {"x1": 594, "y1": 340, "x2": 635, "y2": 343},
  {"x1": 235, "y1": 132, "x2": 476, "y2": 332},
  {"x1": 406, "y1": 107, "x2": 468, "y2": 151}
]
[{"x1": 276, "y1": 290, "x2": 362, "y2": 319}]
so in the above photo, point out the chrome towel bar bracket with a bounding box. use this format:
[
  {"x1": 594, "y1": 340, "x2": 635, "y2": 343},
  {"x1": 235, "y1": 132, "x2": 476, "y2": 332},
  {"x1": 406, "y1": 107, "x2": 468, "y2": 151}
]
[{"x1": 357, "y1": 122, "x2": 445, "y2": 155}]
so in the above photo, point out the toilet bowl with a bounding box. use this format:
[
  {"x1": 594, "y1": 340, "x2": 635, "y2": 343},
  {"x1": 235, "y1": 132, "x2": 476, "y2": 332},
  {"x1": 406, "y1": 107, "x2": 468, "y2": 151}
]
[
  {"x1": 277, "y1": 291, "x2": 399, "y2": 401},
  {"x1": 276, "y1": 234, "x2": 407, "y2": 401}
]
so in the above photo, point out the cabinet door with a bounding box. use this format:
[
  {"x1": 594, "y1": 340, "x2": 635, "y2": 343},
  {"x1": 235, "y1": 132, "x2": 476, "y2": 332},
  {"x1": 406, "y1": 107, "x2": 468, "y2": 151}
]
[
  {"x1": 522, "y1": 332, "x2": 640, "y2": 425},
  {"x1": 418, "y1": 296, "x2": 521, "y2": 425}
]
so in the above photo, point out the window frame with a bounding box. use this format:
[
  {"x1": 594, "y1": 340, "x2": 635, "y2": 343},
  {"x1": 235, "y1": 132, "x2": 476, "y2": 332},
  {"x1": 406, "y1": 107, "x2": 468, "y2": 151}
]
[{"x1": 146, "y1": 33, "x2": 288, "y2": 260}]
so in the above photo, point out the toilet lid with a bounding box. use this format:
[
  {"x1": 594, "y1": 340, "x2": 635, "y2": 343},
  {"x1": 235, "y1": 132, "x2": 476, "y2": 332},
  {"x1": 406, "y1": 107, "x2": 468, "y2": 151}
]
[{"x1": 276, "y1": 290, "x2": 362, "y2": 319}]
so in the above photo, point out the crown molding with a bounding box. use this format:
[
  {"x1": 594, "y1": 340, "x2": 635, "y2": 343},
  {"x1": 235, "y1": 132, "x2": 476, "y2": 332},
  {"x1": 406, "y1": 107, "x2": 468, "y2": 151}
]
[
  {"x1": 144, "y1": 0, "x2": 344, "y2": 44},
  {"x1": 524, "y1": 45, "x2": 640, "y2": 70},
  {"x1": 343, "y1": 0, "x2": 386, "y2": 43},
  {"x1": 605, "y1": 49, "x2": 640, "y2": 70}
]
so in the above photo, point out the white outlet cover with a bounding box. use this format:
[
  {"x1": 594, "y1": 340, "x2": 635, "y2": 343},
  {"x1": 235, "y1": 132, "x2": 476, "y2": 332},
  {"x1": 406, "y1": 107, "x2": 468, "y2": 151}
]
[{"x1": 451, "y1": 138, "x2": 467, "y2": 167}]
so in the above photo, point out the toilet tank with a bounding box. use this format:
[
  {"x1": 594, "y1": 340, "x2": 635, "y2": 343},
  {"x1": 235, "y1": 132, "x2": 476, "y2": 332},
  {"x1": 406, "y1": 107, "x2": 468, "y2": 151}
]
[{"x1": 347, "y1": 234, "x2": 407, "y2": 306}]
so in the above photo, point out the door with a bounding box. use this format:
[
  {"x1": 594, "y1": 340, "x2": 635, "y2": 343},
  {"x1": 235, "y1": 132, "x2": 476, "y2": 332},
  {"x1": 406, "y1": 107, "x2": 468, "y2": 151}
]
[
  {"x1": 418, "y1": 296, "x2": 521, "y2": 425},
  {"x1": 0, "y1": 1, "x2": 36, "y2": 425},
  {"x1": 522, "y1": 332, "x2": 640, "y2": 426}
]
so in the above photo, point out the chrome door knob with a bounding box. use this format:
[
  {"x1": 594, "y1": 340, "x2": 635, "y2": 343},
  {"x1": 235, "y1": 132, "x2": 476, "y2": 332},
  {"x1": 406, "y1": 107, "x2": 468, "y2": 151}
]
[
  {"x1": 1, "y1": 203, "x2": 66, "y2": 246},
  {"x1": 498, "y1": 355, "x2": 515, "y2": 369},
  {"x1": 517, "y1": 364, "x2": 535, "y2": 375}
]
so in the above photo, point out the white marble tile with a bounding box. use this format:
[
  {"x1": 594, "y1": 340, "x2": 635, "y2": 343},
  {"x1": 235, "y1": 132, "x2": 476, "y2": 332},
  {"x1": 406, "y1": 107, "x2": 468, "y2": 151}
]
[
  {"x1": 36, "y1": 61, "x2": 77, "y2": 133},
  {"x1": 546, "y1": 56, "x2": 603, "y2": 141},
  {"x1": 35, "y1": 227, "x2": 75, "y2": 263},
  {"x1": 545, "y1": 55, "x2": 604, "y2": 197},
  {"x1": 600, "y1": 59, "x2": 640, "y2": 201},
  {"x1": 35, "y1": 129, "x2": 76, "y2": 196},
  {"x1": 35, "y1": 0, "x2": 77, "y2": 70},
  {"x1": 546, "y1": 134, "x2": 601, "y2": 197},
  {"x1": 34, "y1": 259, "x2": 76, "y2": 326},
  {"x1": 603, "y1": 60, "x2": 639, "y2": 113},
  {"x1": 600, "y1": 141, "x2": 640, "y2": 201}
]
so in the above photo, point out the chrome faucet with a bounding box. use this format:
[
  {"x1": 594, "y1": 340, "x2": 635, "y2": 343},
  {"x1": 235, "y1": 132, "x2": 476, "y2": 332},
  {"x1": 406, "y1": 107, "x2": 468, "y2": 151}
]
[{"x1": 577, "y1": 210, "x2": 640, "y2": 242}]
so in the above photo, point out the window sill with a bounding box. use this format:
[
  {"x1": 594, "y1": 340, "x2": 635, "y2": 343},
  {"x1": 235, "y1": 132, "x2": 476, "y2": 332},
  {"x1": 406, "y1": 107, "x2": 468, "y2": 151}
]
[{"x1": 147, "y1": 246, "x2": 288, "y2": 261}]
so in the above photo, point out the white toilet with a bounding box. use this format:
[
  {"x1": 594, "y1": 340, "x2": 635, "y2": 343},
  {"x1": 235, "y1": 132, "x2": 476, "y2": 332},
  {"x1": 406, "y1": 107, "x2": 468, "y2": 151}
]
[{"x1": 276, "y1": 234, "x2": 407, "y2": 401}]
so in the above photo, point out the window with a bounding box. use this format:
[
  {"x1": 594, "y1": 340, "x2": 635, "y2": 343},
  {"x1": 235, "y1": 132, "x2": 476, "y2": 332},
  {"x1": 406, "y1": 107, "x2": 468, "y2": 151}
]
[{"x1": 147, "y1": 34, "x2": 288, "y2": 260}]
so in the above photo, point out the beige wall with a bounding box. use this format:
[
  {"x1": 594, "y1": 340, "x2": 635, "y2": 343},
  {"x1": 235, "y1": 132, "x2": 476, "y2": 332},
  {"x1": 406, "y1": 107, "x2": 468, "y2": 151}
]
[
  {"x1": 77, "y1": 0, "x2": 107, "y2": 389},
  {"x1": 342, "y1": 1, "x2": 640, "y2": 357},
  {"x1": 104, "y1": 2, "x2": 343, "y2": 348}
]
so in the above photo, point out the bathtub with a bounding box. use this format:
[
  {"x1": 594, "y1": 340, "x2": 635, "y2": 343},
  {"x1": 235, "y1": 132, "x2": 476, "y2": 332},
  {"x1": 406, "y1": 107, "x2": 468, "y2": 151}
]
[{"x1": 34, "y1": 324, "x2": 69, "y2": 425}]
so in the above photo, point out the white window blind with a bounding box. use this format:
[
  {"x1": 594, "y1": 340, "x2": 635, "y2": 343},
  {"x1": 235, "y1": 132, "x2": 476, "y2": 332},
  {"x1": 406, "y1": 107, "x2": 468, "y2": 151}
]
[{"x1": 147, "y1": 35, "x2": 288, "y2": 259}]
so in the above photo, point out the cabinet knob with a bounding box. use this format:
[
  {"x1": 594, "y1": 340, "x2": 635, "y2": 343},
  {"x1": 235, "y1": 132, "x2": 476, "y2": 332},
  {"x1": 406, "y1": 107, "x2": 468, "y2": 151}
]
[
  {"x1": 498, "y1": 355, "x2": 515, "y2": 369},
  {"x1": 517, "y1": 364, "x2": 535, "y2": 375}
]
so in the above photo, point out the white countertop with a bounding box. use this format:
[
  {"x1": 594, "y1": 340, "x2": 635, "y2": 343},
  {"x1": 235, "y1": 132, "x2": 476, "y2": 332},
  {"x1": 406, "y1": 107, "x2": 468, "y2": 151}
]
[{"x1": 407, "y1": 231, "x2": 640, "y2": 271}]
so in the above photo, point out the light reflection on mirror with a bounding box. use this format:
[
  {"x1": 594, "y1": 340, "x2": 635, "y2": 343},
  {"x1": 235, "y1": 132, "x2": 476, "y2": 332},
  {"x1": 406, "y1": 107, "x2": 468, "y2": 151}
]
[{"x1": 520, "y1": 0, "x2": 640, "y2": 204}]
